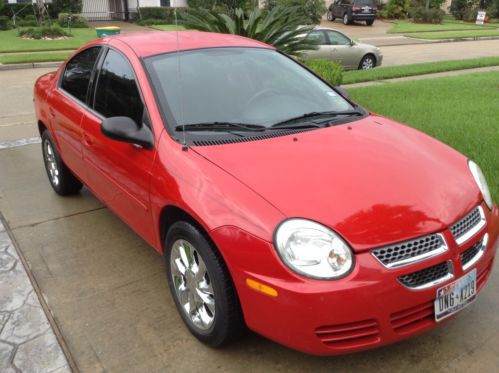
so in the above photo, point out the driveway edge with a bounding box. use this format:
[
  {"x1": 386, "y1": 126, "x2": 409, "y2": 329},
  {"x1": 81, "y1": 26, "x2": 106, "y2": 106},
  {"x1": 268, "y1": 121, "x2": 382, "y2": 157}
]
[{"x1": 0, "y1": 212, "x2": 79, "y2": 373}]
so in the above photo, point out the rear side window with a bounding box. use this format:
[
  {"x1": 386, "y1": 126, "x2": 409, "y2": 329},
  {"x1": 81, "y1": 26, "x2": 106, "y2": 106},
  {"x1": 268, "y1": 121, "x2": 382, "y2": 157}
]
[
  {"x1": 93, "y1": 49, "x2": 144, "y2": 126},
  {"x1": 61, "y1": 47, "x2": 101, "y2": 103}
]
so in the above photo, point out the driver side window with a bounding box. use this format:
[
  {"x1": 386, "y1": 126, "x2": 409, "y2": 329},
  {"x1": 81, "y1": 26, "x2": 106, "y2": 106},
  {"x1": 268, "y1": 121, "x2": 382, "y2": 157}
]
[{"x1": 93, "y1": 49, "x2": 144, "y2": 126}]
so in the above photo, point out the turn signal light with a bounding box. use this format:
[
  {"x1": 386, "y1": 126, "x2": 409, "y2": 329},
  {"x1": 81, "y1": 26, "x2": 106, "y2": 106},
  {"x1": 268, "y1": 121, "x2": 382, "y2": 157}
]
[{"x1": 246, "y1": 278, "x2": 278, "y2": 297}]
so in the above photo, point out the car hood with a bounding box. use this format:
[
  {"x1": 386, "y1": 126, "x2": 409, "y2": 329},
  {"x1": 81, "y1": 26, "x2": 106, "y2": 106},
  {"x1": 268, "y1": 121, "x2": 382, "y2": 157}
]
[
  {"x1": 355, "y1": 42, "x2": 379, "y2": 53},
  {"x1": 192, "y1": 115, "x2": 480, "y2": 252}
]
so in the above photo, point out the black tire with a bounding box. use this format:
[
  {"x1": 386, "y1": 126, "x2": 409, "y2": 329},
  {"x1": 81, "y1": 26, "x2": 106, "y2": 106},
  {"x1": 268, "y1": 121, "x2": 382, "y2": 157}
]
[
  {"x1": 327, "y1": 11, "x2": 335, "y2": 21},
  {"x1": 41, "y1": 130, "x2": 83, "y2": 196},
  {"x1": 164, "y1": 221, "x2": 245, "y2": 347},
  {"x1": 366, "y1": 19, "x2": 374, "y2": 26},
  {"x1": 359, "y1": 54, "x2": 376, "y2": 70},
  {"x1": 343, "y1": 13, "x2": 350, "y2": 25}
]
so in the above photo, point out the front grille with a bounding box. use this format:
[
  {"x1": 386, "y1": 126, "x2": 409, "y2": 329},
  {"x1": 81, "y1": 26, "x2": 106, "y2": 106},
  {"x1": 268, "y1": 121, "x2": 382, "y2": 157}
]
[
  {"x1": 390, "y1": 301, "x2": 434, "y2": 334},
  {"x1": 315, "y1": 319, "x2": 380, "y2": 349},
  {"x1": 460, "y1": 235, "x2": 487, "y2": 270},
  {"x1": 371, "y1": 234, "x2": 447, "y2": 268},
  {"x1": 450, "y1": 206, "x2": 485, "y2": 245},
  {"x1": 398, "y1": 261, "x2": 452, "y2": 289}
]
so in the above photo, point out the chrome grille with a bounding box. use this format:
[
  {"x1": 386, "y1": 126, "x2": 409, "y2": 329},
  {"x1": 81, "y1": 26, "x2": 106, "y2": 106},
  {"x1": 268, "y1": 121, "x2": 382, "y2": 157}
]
[
  {"x1": 450, "y1": 206, "x2": 486, "y2": 245},
  {"x1": 371, "y1": 234, "x2": 447, "y2": 268},
  {"x1": 460, "y1": 234, "x2": 488, "y2": 271},
  {"x1": 398, "y1": 261, "x2": 453, "y2": 290}
]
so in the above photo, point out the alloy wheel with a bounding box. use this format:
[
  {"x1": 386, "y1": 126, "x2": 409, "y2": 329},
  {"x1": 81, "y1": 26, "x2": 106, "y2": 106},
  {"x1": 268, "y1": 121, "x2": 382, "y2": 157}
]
[
  {"x1": 43, "y1": 139, "x2": 60, "y2": 187},
  {"x1": 361, "y1": 56, "x2": 375, "y2": 69},
  {"x1": 170, "y1": 239, "x2": 215, "y2": 330}
]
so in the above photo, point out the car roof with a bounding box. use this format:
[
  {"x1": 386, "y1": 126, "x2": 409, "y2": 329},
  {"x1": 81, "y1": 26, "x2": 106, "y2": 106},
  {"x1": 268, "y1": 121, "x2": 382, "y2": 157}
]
[{"x1": 99, "y1": 31, "x2": 274, "y2": 58}]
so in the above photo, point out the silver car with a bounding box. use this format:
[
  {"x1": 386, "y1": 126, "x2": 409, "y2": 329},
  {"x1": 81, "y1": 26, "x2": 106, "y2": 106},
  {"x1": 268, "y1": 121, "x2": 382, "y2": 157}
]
[{"x1": 303, "y1": 27, "x2": 383, "y2": 70}]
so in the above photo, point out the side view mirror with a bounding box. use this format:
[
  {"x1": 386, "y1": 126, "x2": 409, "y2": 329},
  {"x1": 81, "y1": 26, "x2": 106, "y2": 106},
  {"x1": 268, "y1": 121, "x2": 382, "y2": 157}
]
[
  {"x1": 335, "y1": 86, "x2": 351, "y2": 100},
  {"x1": 350, "y1": 39, "x2": 355, "y2": 46},
  {"x1": 101, "y1": 116, "x2": 154, "y2": 150}
]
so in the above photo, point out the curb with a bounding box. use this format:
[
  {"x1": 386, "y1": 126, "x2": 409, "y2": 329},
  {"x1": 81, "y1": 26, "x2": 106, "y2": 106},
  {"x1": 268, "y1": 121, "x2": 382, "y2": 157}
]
[
  {"x1": 0, "y1": 61, "x2": 62, "y2": 71},
  {"x1": 400, "y1": 35, "x2": 499, "y2": 44}
]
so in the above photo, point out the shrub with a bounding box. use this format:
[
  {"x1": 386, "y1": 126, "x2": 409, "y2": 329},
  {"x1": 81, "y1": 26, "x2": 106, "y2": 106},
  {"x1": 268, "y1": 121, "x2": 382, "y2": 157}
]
[
  {"x1": 301, "y1": 59, "x2": 343, "y2": 86},
  {"x1": 0, "y1": 15, "x2": 13, "y2": 30},
  {"x1": 135, "y1": 18, "x2": 175, "y2": 26},
  {"x1": 58, "y1": 13, "x2": 88, "y2": 28},
  {"x1": 266, "y1": 0, "x2": 327, "y2": 24},
  {"x1": 48, "y1": 0, "x2": 83, "y2": 18},
  {"x1": 182, "y1": 6, "x2": 318, "y2": 56},
  {"x1": 17, "y1": 15, "x2": 38, "y2": 27},
  {"x1": 19, "y1": 25, "x2": 69, "y2": 39},
  {"x1": 379, "y1": 0, "x2": 409, "y2": 19},
  {"x1": 139, "y1": 7, "x2": 176, "y2": 20},
  {"x1": 450, "y1": 0, "x2": 481, "y2": 20},
  {"x1": 411, "y1": 6, "x2": 445, "y2": 23},
  {"x1": 0, "y1": 4, "x2": 34, "y2": 18}
]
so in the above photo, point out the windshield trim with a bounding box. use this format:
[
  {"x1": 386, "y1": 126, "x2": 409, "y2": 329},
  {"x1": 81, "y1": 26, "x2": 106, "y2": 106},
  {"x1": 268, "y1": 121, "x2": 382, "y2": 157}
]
[{"x1": 141, "y1": 46, "x2": 367, "y2": 145}]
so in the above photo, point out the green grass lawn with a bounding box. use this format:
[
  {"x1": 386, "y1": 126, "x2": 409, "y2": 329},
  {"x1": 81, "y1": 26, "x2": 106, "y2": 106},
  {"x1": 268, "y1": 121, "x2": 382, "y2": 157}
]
[
  {"x1": 0, "y1": 51, "x2": 72, "y2": 64},
  {"x1": 406, "y1": 29, "x2": 499, "y2": 40},
  {"x1": 150, "y1": 25, "x2": 186, "y2": 31},
  {"x1": 342, "y1": 57, "x2": 499, "y2": 84},
  {"x1": 347, "y1": 72, "x2": 499, "y2": 201},
  {"x1": 388, "y1": 20, "x2": 496, "y2": 34},
  {"x1": 0, "y1": 28, "x2": 96, "y2": 53}
]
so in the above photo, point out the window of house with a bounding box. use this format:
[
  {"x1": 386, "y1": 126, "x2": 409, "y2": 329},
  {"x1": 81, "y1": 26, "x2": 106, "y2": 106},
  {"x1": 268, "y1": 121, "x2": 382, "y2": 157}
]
[
  {"x1": 61, "y1": 47, "x2": 101, "y2": 103},
  {"x1": 160, "y1": 0, "x2": 171, "y2": 6},
  {"x1": 93, "y1": 49, "x2": 144, "y2": 126}
]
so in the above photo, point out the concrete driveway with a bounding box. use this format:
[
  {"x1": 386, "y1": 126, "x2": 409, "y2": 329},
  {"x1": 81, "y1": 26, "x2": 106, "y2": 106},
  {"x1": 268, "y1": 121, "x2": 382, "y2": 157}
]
[{"x1": 1, "y1": 67, "x2": 499, "y2": 372}]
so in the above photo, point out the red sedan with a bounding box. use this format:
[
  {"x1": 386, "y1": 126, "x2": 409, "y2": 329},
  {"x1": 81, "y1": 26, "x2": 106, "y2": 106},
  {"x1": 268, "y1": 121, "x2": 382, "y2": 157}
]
[{"x1": 34, "y1": 31, "x2": 498, "y2": 355}]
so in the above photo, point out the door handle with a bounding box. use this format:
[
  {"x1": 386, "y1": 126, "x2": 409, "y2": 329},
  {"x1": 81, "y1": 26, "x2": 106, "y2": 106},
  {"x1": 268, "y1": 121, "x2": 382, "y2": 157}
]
[{"x1": 82, "y1": 133, "x2": 93, "y2": 147}]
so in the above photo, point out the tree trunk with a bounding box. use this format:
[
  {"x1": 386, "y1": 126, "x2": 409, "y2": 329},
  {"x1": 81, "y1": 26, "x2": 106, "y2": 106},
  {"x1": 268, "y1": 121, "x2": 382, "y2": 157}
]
[
  {"x1": 36, "y1": 0, "x2": 46, "y2": 24},
  {"x1": 425, "y1": 0, "x2": 430, "y2": 11}
]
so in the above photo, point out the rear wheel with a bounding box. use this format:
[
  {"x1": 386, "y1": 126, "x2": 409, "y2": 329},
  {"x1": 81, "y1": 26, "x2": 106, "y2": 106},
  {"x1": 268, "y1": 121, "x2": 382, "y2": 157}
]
[
  {"x1": 327, "y1": 11, "x2": 335, "y2": 21},
  {"x1": 359, "y1": 54, "x2": 376, "y2": 70},
  {"x1": 164, "y1": 221, "x2": 245, "y2": 346},
  {"x1": 41, "y1": 130, "x2": 83, "y2": 195},
  {"x1": 343, "y1": 13, "x2": 350, "y2": 25},
  {"x1": 366, "y1": 19, "x2": 374, "y2": 26}
]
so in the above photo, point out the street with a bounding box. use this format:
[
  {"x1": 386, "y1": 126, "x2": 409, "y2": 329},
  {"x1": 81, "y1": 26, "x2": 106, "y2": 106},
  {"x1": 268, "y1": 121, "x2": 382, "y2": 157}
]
[{"x1": 1, "y1": 47, "x2": 499, "y2": 372}]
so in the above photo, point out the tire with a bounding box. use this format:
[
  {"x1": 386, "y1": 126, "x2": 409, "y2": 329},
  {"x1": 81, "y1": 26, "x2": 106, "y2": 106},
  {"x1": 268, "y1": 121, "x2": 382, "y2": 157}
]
[
  {"x1": 164, "y1": 221, "x2": 245, "y2": 347},
  {"x1": 343, "y1": 13, "x2": 350, "y2": 25},
  {"x1": 366, "y1": 19, "x2": 374, "y2": 26},
  {"x1": 359, "y1": 54, "x2": 376, "y2": 70},
  {"x1": 327, "y1": 11, "x2": 335, "y2": 21},
  {"x1": 41, "y1": 130, "x2": 83, "y2": 196}
]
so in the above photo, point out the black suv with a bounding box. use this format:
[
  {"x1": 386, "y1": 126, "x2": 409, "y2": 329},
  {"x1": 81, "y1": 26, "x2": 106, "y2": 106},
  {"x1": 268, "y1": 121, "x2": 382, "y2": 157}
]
[{"x1": 327, "y1": 0, "x2": 377, "y2": 26}]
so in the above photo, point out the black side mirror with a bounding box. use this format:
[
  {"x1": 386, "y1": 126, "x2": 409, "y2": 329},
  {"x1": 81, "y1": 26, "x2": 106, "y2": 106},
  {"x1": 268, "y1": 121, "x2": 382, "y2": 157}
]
[
  {"x1": 335, "y1": 86, "x2": 351, "y2": 100},
  {"x1": 101, "y1": 116, "x2": 154, "y2": 150}
]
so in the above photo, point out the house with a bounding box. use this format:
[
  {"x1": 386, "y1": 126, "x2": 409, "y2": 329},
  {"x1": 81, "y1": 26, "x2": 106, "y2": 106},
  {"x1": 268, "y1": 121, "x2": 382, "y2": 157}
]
[{"x1": 81, "y1": 0, "x2": 188, "y2": 21}]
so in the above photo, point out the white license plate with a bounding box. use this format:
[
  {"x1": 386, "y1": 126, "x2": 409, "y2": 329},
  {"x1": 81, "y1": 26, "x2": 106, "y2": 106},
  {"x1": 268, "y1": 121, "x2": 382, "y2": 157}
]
[{"x1": 434, "y1": 269, "x2": 476, "y2": 322}]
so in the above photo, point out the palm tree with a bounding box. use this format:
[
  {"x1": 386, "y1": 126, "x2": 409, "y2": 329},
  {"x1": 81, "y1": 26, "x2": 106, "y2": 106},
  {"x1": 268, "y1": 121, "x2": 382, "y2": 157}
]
[{"x1": 181, "y1": 6, "x2": 318, "y2": 56}]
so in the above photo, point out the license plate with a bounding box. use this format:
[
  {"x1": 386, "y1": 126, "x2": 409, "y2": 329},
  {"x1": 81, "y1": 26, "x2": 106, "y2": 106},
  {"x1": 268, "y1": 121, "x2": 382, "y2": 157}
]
[{"x1": 434, "y1": 269, "x2": 476, "y2": 322}]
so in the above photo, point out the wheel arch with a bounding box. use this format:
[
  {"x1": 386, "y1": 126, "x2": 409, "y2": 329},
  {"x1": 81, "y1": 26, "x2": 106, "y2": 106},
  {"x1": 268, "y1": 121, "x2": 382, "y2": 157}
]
[{"x1": 38, "y1": 120, "x2": 48, "y2": 136}]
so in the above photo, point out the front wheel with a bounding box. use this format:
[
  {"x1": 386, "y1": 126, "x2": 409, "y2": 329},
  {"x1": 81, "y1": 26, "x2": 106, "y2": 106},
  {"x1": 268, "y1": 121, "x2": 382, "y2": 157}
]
[
  {"x1": 165, "y1": 221, "x2": 245, "y2": 346},
  {"x1": 343, "y1": 13, "x2": 350, "y2": 25},
  {"x1": 359, "y1": 54, "x2": 376, "y2": 70},
  {"x1": 327, "y1": 11, "x2": 335, "y2": 21},
  {"x1": 41, "y1": 130, "x2": 83, "y2": 195}
]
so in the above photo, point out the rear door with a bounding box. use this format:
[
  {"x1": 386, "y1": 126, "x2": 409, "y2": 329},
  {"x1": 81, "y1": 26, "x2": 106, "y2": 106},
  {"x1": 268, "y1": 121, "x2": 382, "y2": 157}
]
[
  {"x1": 304, "y1": 30, "x2": 332, "y2": 59},
  {"x1": 49, "y1": 47, "x2": 101, "y2": 175},
  {"x1": 81, "y1": 48, "x2": 156, "y2": 244}
]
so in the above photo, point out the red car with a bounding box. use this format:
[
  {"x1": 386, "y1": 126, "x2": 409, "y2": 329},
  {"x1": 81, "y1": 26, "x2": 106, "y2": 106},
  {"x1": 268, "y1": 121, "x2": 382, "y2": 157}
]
[{"x1": 34, "y1": 31, "x2": 498, "y2": 355}]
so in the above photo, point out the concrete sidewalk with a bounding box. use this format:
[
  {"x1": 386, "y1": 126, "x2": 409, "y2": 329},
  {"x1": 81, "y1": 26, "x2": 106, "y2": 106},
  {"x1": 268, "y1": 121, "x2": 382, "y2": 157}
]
[{"x1": 0, "y1": 218, "x2": 71, "y2": 373}]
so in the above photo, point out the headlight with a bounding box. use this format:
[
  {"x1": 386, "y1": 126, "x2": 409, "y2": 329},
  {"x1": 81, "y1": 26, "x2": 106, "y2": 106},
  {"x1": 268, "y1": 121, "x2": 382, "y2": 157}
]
[
  {"x1": 274, "y1": 219, "x2": 354, "y2": 280},
  {"x1": 469, "y1": 160, "x2": 493, "y2": 210}
]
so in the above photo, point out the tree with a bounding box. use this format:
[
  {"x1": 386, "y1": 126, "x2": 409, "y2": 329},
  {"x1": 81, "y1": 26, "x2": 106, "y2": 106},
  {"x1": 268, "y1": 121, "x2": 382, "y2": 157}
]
[
  {"x1": 266, "y1": 0, "x2": 326, "y2": 24},
  {"x1": 181, "y1": 6, "x2": 319, "y2": 56}
]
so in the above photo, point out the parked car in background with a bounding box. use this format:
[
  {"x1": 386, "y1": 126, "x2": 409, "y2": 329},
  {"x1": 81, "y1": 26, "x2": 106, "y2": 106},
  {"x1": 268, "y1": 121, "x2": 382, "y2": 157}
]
[
  {"x1": 303, "y1": 27, "x2": 382, "y2": 70},
  {"x1": 327, "y1": 0, "x2": 378, "y2": 26}
]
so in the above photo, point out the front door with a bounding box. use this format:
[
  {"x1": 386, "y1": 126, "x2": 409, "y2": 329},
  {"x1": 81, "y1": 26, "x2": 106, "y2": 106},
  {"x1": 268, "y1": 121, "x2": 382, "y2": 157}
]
[
  {"x1": 324, "y1": 30, "x2": 357, "y2": 69},
  {"x1": 81, "y1": 48, "x2": 156, "y2": 244}
]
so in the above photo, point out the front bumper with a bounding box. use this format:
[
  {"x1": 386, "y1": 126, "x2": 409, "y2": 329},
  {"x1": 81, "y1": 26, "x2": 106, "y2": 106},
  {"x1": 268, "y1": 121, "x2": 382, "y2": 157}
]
[{"x1": 212, "y1": 203, "x2": 499, "y2": 355}]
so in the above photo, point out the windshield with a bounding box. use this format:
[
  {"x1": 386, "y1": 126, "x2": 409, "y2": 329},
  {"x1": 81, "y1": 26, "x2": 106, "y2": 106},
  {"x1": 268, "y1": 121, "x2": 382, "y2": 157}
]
[{"x1": 145, "y1": 48, "x2": 353, "y2": 131}]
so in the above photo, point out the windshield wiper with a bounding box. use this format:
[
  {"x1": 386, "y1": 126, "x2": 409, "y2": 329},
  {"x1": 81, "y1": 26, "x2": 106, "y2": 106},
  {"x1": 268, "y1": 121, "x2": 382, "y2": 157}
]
[
  {"x1": 271, "y1": 110, "x2": 363, "y2": 128},
  {"x1": 175, "y1": 122, "x2": 266, "y2": 132}
]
